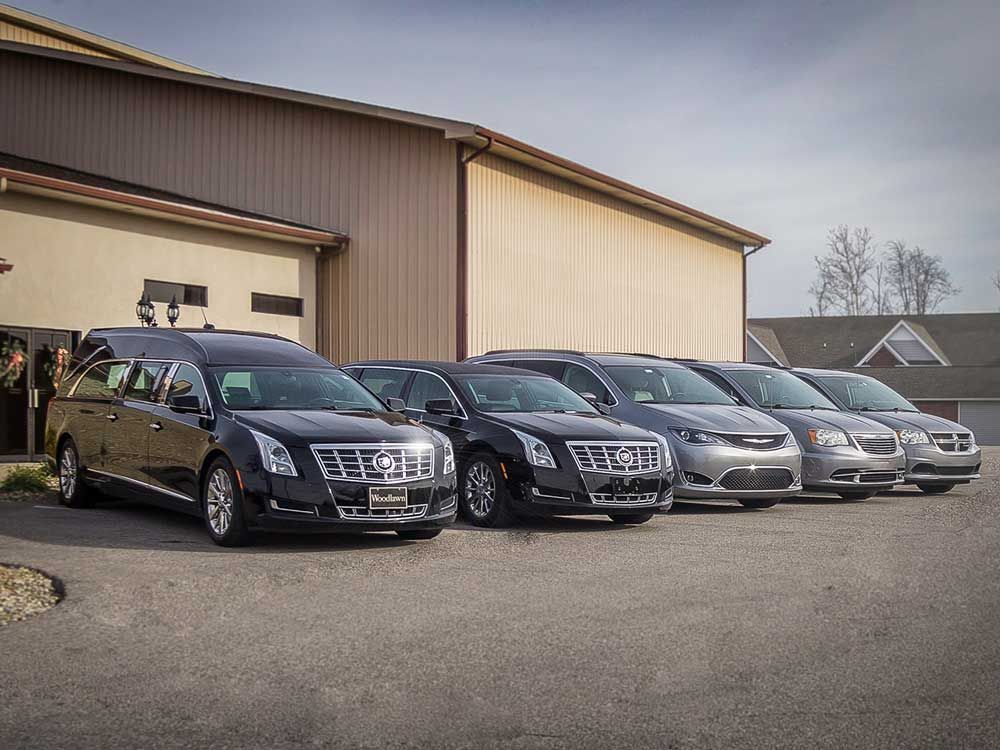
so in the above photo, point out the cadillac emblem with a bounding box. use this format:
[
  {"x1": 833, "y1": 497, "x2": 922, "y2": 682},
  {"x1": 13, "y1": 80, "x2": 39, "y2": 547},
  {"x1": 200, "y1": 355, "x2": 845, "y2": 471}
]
[
  {"x1": 374, "y1": 451, "x2": 396, "y2": 473},
  {"x1": 616, "y1": 448, "x2": 634, "y2": 466}
]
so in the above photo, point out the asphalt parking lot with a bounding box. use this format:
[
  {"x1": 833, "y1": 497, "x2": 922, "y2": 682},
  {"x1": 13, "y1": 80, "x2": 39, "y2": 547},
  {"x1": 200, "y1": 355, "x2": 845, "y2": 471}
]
[{"x1": 2, "y1": 448, "x2": 999, "y2": 750}]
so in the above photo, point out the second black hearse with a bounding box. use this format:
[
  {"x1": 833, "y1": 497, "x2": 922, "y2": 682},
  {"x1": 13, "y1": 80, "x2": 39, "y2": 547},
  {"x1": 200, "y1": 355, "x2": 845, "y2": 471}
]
[
  {"x1": 344, "y1": 361, "x2": 675, "y2": 526},
  {"x1": 45, "y1": 328, "x2": 457, "y2": 546}
]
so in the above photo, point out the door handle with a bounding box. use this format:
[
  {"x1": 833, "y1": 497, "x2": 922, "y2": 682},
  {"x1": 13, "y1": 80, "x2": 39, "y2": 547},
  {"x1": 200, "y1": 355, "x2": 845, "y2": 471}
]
[
  {"x1": 106, "y1": 413, "x2": 119, "y2": 422},
  {"x1": 149, "y1": 422, "x2": 163, "y2": 431}
]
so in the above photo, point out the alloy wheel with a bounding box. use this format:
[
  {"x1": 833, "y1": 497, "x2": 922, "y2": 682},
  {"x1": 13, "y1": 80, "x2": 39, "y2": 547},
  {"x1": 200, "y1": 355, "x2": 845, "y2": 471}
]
[
  {"x1": 206, "y1": 468, "x2": 234, "y2": 536},
  {"x1": 465, "y1": 462, "x2": 496, "y2": 518},
  {"x1": 59, "y1": 446, "x2": 77, "y2": 499}
]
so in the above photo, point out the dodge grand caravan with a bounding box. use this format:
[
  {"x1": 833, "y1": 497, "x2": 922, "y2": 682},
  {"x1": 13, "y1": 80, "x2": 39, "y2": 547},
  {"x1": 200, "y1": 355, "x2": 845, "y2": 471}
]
[{"x1": 46, "y1": 328, "x2": 457, "y2": 545}]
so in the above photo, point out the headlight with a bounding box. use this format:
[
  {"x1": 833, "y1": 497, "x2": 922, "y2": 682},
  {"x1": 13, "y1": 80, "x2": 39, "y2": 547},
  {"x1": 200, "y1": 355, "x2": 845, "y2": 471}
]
[
  {"x1": 652, "y1": 432, "x2": 673, "y2": 469},
  {"x1": 443, "y1": 441, "x2": 455, "y2": 475},
  {"x1": 807, "y1": 428, "x2": 849, "y2": 447},
  {"x1": 512, "y1": 429, "x2": 556, "y2": 468},
  {"x1": 896, "y1": 429, "x2": 930, "y2": 445},
  {"x1": 669, "y1": 428, "x2": 725, "y2": 445},
  {"x1": 250, "y1": 429, "x2": 298, "y2": 476}
]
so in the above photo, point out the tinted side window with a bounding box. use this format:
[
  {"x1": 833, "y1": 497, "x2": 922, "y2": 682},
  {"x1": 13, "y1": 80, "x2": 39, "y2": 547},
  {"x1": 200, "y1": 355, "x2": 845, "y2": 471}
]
[
  {"x1": 697, "y1": 370, "x2": 743, "y2": 403},
  {"x1": 124, "y1": 362, "x2": 168, "y2": 403},
  {"x1": 406, "y1": 373, "x2": 453, "y2": 411},
  {"x1": 357, "y1": 368, "x2": 410, "y2": 401},
  {"x1": 515, "y1": 360, "x2": 566, "y2": 379},
  {"x1": 168, "y1": 364, "x2": 209, "y2": 409},
  {"x1": 73, "y1": 361, "x2": 129, "y2": 400},
  {"x1": 562, "y1": 364, "x2": 612, "y2": 404}
]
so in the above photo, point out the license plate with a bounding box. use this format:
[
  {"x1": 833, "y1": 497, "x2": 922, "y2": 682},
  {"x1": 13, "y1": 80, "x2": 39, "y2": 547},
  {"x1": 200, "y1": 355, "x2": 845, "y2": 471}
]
[
  {"x1": 369, "y1": 486, "x2": 408, "y2": 510},
  {"x1": 612, "y1": 476, "x2": 642, "y2": 495}
]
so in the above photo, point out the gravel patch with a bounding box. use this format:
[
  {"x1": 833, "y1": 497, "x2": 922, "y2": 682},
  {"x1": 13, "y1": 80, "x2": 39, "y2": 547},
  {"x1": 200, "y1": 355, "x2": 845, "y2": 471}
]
[{"x1": 0, "y1": 563, "x2": 63, "y2": 625}]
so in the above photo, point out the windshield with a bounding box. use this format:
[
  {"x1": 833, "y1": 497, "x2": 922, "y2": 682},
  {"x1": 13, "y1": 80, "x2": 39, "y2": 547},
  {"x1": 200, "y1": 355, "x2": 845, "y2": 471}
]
[
  {"x1": 212, "y1": 366, "x2": 385, "y2": 411},
  {"x1": 456, "y1": 374, "x2": 598, "y2": 414},
  {"x1": 604, "y1": 366, "x2": 736, "y2": 405},
  {"x1": 727, "y1": 369, "x2": 838, "y2": 410},
  {"x1": 815, "y1": 374, "x2": 917, "y2": 412}
]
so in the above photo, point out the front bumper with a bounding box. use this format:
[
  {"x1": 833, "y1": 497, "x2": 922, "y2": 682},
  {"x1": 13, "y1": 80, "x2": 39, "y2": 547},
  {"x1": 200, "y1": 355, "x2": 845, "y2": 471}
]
[
  {"x1": 506, "y1": 459, "x2": 674, "y2": 515},
  {"x1": 243, "y1": 469, "x2": 459, "y2": 533},
  {"x1": 671, "y1": 441, "x2": 802, "y2": 502},
  {"x1": 902, "y1": 444, "x2": 982, "y2": 484},
  {"x1": 801, "y1": 448, "x2": 906, "y2": 491}
]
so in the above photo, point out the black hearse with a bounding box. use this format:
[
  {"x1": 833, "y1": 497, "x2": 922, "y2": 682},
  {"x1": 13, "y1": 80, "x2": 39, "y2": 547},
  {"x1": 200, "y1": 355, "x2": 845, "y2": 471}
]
[
  {"x1": 45, "y1": 328, "x2": 457, "y2": 546},
  {"x1": 343, "y1": 361, "x2": 675, "y2": 527}
]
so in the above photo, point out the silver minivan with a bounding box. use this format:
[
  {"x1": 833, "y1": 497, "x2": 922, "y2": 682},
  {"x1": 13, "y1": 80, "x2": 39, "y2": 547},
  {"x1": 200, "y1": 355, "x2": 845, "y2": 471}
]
[
  {"x1": 685, "y1": 362, "x2": 905, "y2": 500},
  {"x1": 467, "y1": 352, "x2": 802, "y2": 508}
]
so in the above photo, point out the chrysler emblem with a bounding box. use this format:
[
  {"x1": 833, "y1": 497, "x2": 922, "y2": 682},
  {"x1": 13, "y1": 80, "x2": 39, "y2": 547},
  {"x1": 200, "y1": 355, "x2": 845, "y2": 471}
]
[
  {"x1": 745, "y1": 437, "x2": 770, "y2": 444},
  {"x1": 373, "y1": 451, "x2": 396, "y2": 473},
  {"x1": 616, "y1": 448, "x2": 634, "y2": 466}
]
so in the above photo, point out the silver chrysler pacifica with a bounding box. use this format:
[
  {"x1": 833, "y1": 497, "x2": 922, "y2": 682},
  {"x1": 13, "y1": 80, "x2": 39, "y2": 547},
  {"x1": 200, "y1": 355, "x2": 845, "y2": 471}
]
[{"x1": 466, "y1": 352, "x2": 802, "y2": 508}]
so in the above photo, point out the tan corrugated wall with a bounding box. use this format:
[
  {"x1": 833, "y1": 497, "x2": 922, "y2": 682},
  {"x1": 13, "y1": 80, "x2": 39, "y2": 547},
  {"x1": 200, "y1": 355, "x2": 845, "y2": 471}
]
[
  {"x1": 0, "y1": 51, "x2": 457, "y2": 362},
  {"x1": 0, "y1": 20, "x2": 116, "y2": 59},
  {"x1": 466, "y1": 153, "x2": 744, "y2": 360}
]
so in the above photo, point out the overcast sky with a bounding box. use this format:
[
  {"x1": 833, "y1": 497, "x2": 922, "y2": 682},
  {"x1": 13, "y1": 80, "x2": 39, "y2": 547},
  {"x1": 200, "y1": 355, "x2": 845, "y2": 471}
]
[{"x1": 17, "y1": 0, "x2": 1000, "y2": 316}]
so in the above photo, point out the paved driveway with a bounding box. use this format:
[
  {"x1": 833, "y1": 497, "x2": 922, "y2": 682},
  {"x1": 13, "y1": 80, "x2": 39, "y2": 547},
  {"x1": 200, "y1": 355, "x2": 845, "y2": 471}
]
[{"x1": 2, "y1": 448, "x2": 999, "y2": 749}]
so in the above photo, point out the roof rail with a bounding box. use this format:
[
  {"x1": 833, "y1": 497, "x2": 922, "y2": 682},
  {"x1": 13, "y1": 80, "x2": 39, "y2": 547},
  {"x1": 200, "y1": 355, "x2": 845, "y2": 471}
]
[
  {"x1": 591, "y1": 351, "x2": 669, "y2": 360},
  {"x1": 481, "y1": 348, "x2": 584, "y2": 356}
]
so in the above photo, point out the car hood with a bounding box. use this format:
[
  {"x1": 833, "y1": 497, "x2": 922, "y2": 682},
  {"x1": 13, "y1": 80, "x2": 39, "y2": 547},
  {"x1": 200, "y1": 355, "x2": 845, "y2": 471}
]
[
  {"x1": 637, "y1": 403, "x2": 789, "y2": 434},
  {"x1": 234, "y1": 409, "x2": 437, "y2": 447},
  {"x1": 484, "y1": 412, "x2": 655, "y2": 443},
  {"x1": 764, "y1": 408, "x2": 894, "y2": 434},
  {"x1": 849, "y1": 410, "x2": 969, "y2": 434}
]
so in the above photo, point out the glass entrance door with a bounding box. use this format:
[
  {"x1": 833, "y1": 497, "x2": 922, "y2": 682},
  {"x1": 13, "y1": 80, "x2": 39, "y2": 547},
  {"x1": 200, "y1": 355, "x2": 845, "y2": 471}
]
[{"x1": 0, "y1": 327, "x2": 78, "y2": 461}]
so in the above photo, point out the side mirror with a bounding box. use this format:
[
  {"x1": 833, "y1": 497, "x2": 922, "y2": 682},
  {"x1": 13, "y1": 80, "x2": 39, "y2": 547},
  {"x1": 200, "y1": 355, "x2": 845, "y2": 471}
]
[
  {"x1": 168, "y1": 393, "x2": 205, "y2": 413},
  {"x1": 580, "y1": 392, "x2": 598, "y2": 403},
  {"x1": 595, "y1": 403, "x2": 612, "y2": 416},
  {"x1": 385, "y1": 397, "x2": 406, "y2": 412},
  {"x1": 425, "y1": 398, "x2": 457, "y2": 415}
]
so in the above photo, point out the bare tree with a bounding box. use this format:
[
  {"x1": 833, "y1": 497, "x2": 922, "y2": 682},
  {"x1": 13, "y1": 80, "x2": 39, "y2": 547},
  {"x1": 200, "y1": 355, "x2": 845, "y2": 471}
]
[
  {"x1": 993, "y1": 270, "x2": 1000, "y2": 299},
  {"x1": 808, "y1": 225, "x2": 879, "y2": 315},
  {"x1": 885, "y1": 241, "x2": 959, "y2": 314},
  {"x1": 871, "y1": 261, "x2": 893, "y2": 315}
]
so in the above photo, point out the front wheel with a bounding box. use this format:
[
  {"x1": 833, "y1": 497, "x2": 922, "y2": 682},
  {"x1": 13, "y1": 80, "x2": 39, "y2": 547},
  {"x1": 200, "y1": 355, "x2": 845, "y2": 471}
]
[
  {"x1": 738, "y1": 498, "x2": 781, "y2": 509},
  {"x1": 57, "y1": 439, "x2": 95, "y2": 508},
  {"x1": 917, "y1": 483, "x2": 955, "y2": 495},
  {"x1": 202, "y1": 457, "x2": 251, "y2": 547},
  {"x1": 459, "y1": 453, "x2": 515, "y2": 528},
  {"x1": 395, "y1": 529, "x2": 443, "y2": 541},
  {"x1": 838, "y1": 491, "x2": 876, "y2": 501},
  {"x1": 608, "y1": 513, "x2": 654, "y2": 525}
]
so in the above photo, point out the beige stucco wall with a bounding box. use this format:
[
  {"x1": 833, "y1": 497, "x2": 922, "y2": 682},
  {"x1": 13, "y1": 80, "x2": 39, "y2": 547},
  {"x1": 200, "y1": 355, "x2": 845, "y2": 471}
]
[
  {"x1": 466, "y1": 153, "x2": 745, "y2": 360},
  {"x1": 0, "y1": 192, "x2": 317, "y2": 348}
]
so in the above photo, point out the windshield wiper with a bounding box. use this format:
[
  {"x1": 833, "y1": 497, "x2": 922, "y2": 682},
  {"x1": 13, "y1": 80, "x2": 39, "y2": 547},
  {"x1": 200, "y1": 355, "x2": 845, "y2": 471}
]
[{"x1": 767, "y1": 403, "x2": 811, "y2": 410}]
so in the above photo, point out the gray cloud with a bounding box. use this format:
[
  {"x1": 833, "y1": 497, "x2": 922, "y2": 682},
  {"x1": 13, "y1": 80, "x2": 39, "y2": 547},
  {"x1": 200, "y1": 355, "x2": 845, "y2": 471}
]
[{"x1": 21, "y1": 0, "x2": 1000, "y2": 313}]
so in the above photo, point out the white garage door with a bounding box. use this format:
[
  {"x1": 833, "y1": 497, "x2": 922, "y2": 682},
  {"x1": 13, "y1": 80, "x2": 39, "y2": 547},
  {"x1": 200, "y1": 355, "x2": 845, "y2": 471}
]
[{"x1": 959, "y1": 401, "x2": 1000, "y2": 446}]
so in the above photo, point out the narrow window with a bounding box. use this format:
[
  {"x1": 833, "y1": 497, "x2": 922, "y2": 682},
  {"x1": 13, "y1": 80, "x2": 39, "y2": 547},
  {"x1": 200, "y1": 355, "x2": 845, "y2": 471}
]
[
  {"x1": 251, "y1": 292, "x2": 304, "y2": 317},
  {"x1": 144, "y1": 279, "x2": 208, "y2": 307}
]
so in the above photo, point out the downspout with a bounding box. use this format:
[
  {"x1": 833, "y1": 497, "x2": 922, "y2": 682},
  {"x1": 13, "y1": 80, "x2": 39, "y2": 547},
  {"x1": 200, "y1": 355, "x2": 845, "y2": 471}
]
[
  {"x1": 742, "y1": 242, "x2": 766, "y2": 362},
  {"x1": 456, "y1": 136, "x2": 493, "y2": 360}
]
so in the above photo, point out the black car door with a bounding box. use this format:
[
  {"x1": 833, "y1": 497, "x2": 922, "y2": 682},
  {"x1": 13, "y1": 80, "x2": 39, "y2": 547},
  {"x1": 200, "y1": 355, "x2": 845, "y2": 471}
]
[
  {"x1": 65, "y1": 359, "x2": 130, "y2": 471},
  {"x1": 103, "y1": 360, "x2": 168, "y2": 492},
  {"x1": 402, "y1": 371, "x2": 472, "y2": 455},
  {"x1": 147, "y1": 363, "x2": 214, "y2": 506}
]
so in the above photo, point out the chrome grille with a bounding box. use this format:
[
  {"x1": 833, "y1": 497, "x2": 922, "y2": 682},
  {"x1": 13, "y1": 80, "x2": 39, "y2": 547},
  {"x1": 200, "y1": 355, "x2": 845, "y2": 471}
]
[
  {"x1": 930, "y1": 432, "x2": 974, "y2": 452},
  {"x1": 852, "y1": 433, "x2": 899, "y2": 455},
  {"x1": 717, "y1": 467, "x2": 794, "y2": 491},
  {"x1": 339, "y1": 504, "x2": 428, "y2": 520},
  {"x1": 311, "y1": 443, "x2": 434, "y2": 483},
  {"x1": 589, "y1": 492, "x2": 659, "y2": 506},
  {"x1": 567, "y1": 442, "x2": 660, "y2": 475},
  {"x1": 720, "y1": 433, "x2": 788, "y2": 451}
]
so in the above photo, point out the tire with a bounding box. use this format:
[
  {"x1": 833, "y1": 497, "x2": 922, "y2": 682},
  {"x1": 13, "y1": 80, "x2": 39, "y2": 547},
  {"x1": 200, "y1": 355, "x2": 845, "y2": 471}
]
[
  {"x1": 738, "y1": 498, "x2": 782, "y2": 509},
  {"x1": 202, "y1": 457, "x2": 251, "y2": 547},
  {"x1": 917, "y1": 483, "x2": 955, "y2": 495},
  {"x1": 459, "y1": 453, "x2": 515, "y2": 528},
  {"x1": 608, "y1": 513, "x2": 654, "y2": 525},
  {"x1": 837, "y1": 491, "x2": 877, "y2": 501},
  {"x1": 57, "y1": 438, "x2": 95, "y2": 508},
  {"x1": 395, "y1": 529, "x2": 443, "y2": 541}
]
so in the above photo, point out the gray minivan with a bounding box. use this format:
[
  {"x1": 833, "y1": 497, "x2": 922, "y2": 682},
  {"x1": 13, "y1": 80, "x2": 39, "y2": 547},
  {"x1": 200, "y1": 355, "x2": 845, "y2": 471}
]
[
  {"x1": 791, "y1": 368, "x2": 981, "y2": 494},
  {"x1": 685, "y1": 362, "x2": 905, "y2": 500},
  {"x1": 467, "y1": 351, "x2": 802, "y2": 508}
]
